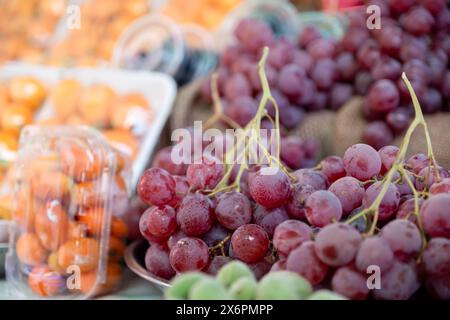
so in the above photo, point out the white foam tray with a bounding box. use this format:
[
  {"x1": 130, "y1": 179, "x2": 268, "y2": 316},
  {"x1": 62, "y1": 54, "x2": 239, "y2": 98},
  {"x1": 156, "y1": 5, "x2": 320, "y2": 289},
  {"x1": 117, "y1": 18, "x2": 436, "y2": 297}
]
[{"x1": 0, "y1": 63, "x2": 177, "y2": 189}]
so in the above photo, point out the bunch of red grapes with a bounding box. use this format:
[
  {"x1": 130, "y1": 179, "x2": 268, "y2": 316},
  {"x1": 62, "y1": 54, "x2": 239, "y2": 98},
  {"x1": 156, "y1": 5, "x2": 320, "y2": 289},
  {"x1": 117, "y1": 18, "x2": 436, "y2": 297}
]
[
  {"x1": 201, "y1": 0, "x2": 450, "y2": 150},
  {"x1": 200, "y1": 15, "x2": 356, "y2": 130},
  {"x1": 339, "y1": 0, "x2": 450, "y2": 149},
  {"x1": 137, "y1": 140, "x2": 450, "y2": 300}
]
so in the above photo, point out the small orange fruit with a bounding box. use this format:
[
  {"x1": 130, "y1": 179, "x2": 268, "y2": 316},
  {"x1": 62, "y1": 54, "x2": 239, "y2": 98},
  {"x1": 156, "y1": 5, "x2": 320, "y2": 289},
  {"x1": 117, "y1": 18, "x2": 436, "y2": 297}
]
[
  {"x1": 79, "y1": 262, "x2": 122, "y2": 296},
  {"x1": 48, "y1": 252, "x2": 66, "y2": 274},
  {"x1": 111, "y1": 93, "x2": 152, "y2": 136},
  {"x1": 50, "y1": 78, "x2": 82, "y2": 120},
  {"x1": 31, "y1": 170, "x2": 71, "y2": 202},
  {"x1": 77, "y1": 207, "x2": 104, "y2": 236},
  {"x1": 103, "y1": 129, "x2": 139, "y2": 160},
  {"x1": 13, "y1": 188, "x2": 36, "y2": 232},
  {"x1": 28, "y1": 265, "x2": 65, "y2": 297},
  {"x1": 57, "y1": 238, "x2": 100, "y2": 273},
  {"x1": 9, "y1": 77, "x2": 46, "y2": 110},
  {"x1": 0, "y1": 130, "x2": 17, "y2": 162},
  {"x1": 16, "y1": 233, "x2": 48, "y2": 266},
  {"x1": 60, "y1": 140, "x2": 105, "y2": 181},
  {"x1": 111, "y1": 217, "x2": 129, "y2": 238},
  {"x1": 0, "y1": 83, "x2": 10, "y2": 106},
  {"x1": 34, "y1": 200, "x2": 69, "y2": 251},
  {"x1": 78, "y1": 84, "x2": 116, "y2": 127},
  {"x1": 1, "y1": 103, "x2": 33, "y2": 135},
  {"x1": 73, "y1": 181, "x2": 103, "y2": 208}
]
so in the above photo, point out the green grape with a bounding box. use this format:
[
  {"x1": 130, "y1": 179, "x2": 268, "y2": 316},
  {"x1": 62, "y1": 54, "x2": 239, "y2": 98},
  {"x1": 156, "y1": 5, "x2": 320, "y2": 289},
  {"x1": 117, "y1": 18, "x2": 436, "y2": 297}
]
[
  {"x1": 165, "y1": 272, "x2": 206, "y2": 300},
  {"x1": 256, "y1": 271, "x2": 312, "y2": 300},
  {"x1": 189, "y1": 278, "x2": 231, "y2": 300},
  {"x1": 217, "y1": 261, "x2": 255, "y2": 288},
  {"x1": 307, "y1": 290, "x2": 347, "y2": 300},
  {"x1": 228, "y1": 277, "x2": 258, "y2": 300}
]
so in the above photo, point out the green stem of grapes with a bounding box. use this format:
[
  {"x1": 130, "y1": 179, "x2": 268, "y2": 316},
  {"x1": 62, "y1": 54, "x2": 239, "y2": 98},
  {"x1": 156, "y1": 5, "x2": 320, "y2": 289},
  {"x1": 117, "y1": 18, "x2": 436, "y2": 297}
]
[
  {"x1": 209, "y1": 47, "x2": 291, "y2": 196},
  {"x1": 346, "y1": 73, "x2": 439, "y2": 239}
]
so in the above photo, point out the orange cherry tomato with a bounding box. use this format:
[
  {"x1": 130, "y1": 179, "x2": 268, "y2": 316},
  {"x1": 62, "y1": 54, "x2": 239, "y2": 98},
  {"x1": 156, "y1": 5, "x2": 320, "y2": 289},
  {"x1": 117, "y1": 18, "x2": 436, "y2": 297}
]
[
  {"x1": 57, "y1": 238, "x2": 100, "y2": 273},
  {"x1": 31, "y1": 170, "x2": 71, "y2": 202},
  {"x1": 28, "y1": 265, "x2": 65, "y2": 297},
  {"x1": 79, "y1": 262, "x2": 123, "y2": 296},
  {"x1": 34, "y1": 200, "x2": 69, "y2": 251},
  {"x1": 1, "y1": 103, "x2": 33, "y2": 135},
  {"x1": 103, "y1": 129, "x2": 139, "y2": 160},
  {"x1": 78, "y1": 84, "x2": 116, "y2": 127},
  {"x1": 50, "y1": 78, "x2": 82, "y2": 120},
  {"x1": 16, "y1": 233, "x2": 48, "y2": 266},
  {"x1": 9, "y1": 77, "x2": 46, "y2": 111},
  {"x1": 60, "y1": 139, "x2": 105, "y2": 181},
  {"x1": 0, "y1": 130, "x2": 18, "y2": 162}
]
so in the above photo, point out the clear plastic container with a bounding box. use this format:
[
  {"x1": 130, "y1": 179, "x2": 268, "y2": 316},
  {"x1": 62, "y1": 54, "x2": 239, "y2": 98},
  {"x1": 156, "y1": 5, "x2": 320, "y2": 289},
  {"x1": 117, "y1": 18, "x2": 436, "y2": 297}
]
[
  {"x1": 6, "y1": 125, "x2": 130, "y2": 299},
  {"x1": 216, "y1": 0, "x2": 300, "y2": 50},
  {"x1": 112, "y1": 14, "x2": 217, "y2": 86}
]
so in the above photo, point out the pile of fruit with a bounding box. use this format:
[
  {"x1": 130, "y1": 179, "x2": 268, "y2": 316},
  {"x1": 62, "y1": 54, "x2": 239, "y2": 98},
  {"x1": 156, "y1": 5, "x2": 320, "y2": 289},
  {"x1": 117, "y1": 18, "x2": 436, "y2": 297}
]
[
  {"x1": 200, "y1": 0, "x2": 450, "y2": 150},
  {"x1": 338, "y1": 0, "x2": 450, "y2": 149},
  {"x1": 12, "y1": 129, "x2": 129, "y2": 297},
  {"x1": 136, "y1": 51, "x2": 450, "y2": 300},
  {"x1": 0, "y1": 77, "x2": 47, "y2": 168},
  {"x1": 48, "y1": 0, "x2": 149, "y2": 66},
  {"x1": 46, "y1": 79, "x2": 154, "y2": 160},
  {"x1": 0, "y1": 0, "x2": 66, "y2": 63},
  {"x1": 165, "y1": 261, "x2": 345, "y2": 300}
]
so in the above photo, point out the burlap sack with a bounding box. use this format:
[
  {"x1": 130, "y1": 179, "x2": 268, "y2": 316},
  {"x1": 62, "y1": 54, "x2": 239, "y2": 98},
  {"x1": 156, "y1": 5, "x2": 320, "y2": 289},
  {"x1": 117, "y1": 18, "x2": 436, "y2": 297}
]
[{"x1": 170, "y1": 81, "x2": 450, "y2": 168}]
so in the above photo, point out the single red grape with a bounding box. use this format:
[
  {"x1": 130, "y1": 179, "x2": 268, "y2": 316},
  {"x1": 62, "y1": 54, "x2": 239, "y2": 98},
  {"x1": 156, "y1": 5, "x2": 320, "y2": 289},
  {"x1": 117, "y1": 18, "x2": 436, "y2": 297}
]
[
  {"x1": 380, "y1": 219, "x2": 422, "y2": 261},
  {"x1": 273, "y1": 220, "x2": 313, "y2": 257},
  {"x1": 252, "y1": 205, "x2": 289, "y2": 237},
  {"x1": 139, "y1": 206, "x2": 177, "y2": 239},
  {"x1": 215, "y1": 191, "x2": 252, "y2": 230},
  {"x1": 186, "y1": 156, "x2": 224, "y2": 190},
  {"x1": 137, "y1": 168, "x2": 176, "y2": 207},
  {"x1": 332, "y1": 266, "x2": 369, "y2": 300},
  {"x1": 285, "y1": 183, "x2": 315, "y2": 220},
  {"x1": 356, "y1": 236, "x2": 394, "y2": 273},
  {"x1": 231, "y1": 224, "x2": 269, "y2": 263},
  {"x1": 378, "y1": 145, "x2": 399, "y2": 175},
  {"x1": 329, "y1": 177, "x2": 365, "y2": 215},
  {"x1": 343, "y1": 143, "x2": 381, "y2": 181},
  {"x1": 422, "y1": 238, "x2": 450, "y2": 277},
  {"x1": 363, "y1": 182, "x2": 400, "y2": 221},
  {"x1": 177, "y1": 193, "x2": 214, "y2": 236},
  {"x1": 420, "y1": 194, "x2": 450, "y2": 238},
  {"x1": 169, "y1": 237, "x2": 210, "y2": 273},
  {"x1": 248, "y1": 167, "x2": 292, "y2": 209},
  {"x1": 145, "y1": 243, "x2": 175, "y2": 280}
]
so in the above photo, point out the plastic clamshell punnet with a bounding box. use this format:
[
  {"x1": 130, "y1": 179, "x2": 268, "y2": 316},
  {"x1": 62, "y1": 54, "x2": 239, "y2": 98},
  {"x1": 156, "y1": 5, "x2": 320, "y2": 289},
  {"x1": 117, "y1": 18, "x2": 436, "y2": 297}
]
[{"x1": 6, "y1": 125, "x2": 127, "y2": 299}]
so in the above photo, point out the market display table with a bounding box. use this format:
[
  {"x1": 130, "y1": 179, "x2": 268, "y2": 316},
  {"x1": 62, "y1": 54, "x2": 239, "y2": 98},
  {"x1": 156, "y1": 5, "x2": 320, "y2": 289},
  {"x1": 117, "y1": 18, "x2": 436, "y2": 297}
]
[{"x1": 0, "y1": 270, "x2": 162, "y2": 300}]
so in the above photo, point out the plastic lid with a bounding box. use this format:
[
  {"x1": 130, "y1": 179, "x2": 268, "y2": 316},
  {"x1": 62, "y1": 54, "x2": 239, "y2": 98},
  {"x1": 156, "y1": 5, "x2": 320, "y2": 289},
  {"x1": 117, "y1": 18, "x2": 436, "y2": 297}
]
[
  {"x1": 112, "y1": 14, "x2": 185, "y2": 76},
  {"x1": 6, "y1": 125, "x2": 128, "y2": 299},
  {"x1": 217, "y1": 0, "x2": 299, "y2": 49}
]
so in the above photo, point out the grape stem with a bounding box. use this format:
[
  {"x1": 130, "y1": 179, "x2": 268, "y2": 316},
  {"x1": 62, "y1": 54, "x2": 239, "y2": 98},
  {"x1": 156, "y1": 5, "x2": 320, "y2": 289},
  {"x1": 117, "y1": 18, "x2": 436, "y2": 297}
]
[
  {"x1": 346, "y1": 73, "x2": 440, "y2": 246},
  {"x1": 208, "y1": 234, "x2": 231, "y2": 256},
  {"x1": 209, "y1": 47, "x2": 292, "y2": 196}
]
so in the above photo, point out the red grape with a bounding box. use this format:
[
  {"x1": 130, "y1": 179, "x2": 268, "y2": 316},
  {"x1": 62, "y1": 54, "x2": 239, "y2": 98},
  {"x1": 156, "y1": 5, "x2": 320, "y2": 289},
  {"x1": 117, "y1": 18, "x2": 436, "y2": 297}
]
[
  {"x1": 314, "y1": 223, "x2": 362, "y2": 267},
  {"x1": 367, "y1": 79, "x2": 400, "y2": 114},
  {"x1": 231, "y1": 224, "x2": 269, "y2": 263},
  {"x1": 152, "y1": 146, "x2": 187, "y2": 176},
  {"x1": 415, "y1": 166, "x2": 449, "y2": 191},
  {"x1": 285, "y1": 183, "x2": 315, "y2": 220},
  {"x1": 186, "y1": 156, "x2": 224, "y2": 190},
  {"x1": 356, "y1": 236, "x2": 394, "y2": 273},
  {"x1": 426, "y1": 275, "x2": 450, "y2": 299},
  {"x1": 292, "y1": 169, "x2": 328, "y2": 190},
  {"x1": 167, "y1": 229, "x2": 187, "y2": 250},
  {"x1": 291, "y1": 50, "x2": 314, "y2": 74},
  {"x1": 336, "y1": 52, "x2": 359, "y2": 82},
  {"x1": 363, "y1": 182, "x2": 400, "y2": 221},
  {"x1": 402, "y1": 7, "x2": 435, "y2": 36},
  {"x1": 371, "y1": 56, "x2": 402, "y2": 80},
  {"x1": 319, "y1": 156, "x2": 346, "y2": 184},
  {"x1": 145, "y1": 244, "x2": 175, "y2": 280},
  {"x1": 215, "y1": 191, "x2": 252, "y2": 230},
  {"x1": 386, "y1": 107, "x2": 412, "y2": 134},
  {"x1": 343, "y1": 143, "x2": 382, "y2": 181},
  {"x1": 177, "y1": 193, "x2": 214, "y2": 236},
  {"x1": 373, "y1": 260, "x2": 420, "y2": 300},
  {"x1": 357, "y1": 39, "x2": 381, "y2": 70},
  {"x1": 253, "y1": 205, "x2": 289, "y2": 237},
  {"x1": 422, "y1": 238, "x2": 450, "y2": 277},
  {"x1": 430, "y1": 178, "x2": 450, "y2": 195},
  {"x1": 342, "y1": 27, "x2": 369, "y2": 53},
  {"x1": 248, "y1": 258, "x2": 272, "y2": 280},
  {"x1": 169, "y1": 237, "x2": 209, "y2": 273},
  {"x1": 307, "y1": 38, "x2": 336, "y2": 59},
  {"x1": 273, "y1": 220, "x2": 313, "y2": 257},
  {"x1": 378, "y1": 145, "x2": 399, "y2": 175},
  {"x1": 279, "y1": 105, "x2": 305, "y2": 130},
  {"x1": 168, "y1": 175, "x2": 190, "y2": 208},
  {"x1": 380, "y1": 219, "x2": 422, "y2": 261},
  {"x1": 329, "y1": 177, "x2": 365, "y2": 215},
  {"x1": 406, "y1": 153, "x2": 429, "y2": 174},
  {"x1": 138, "y1": 168, "x2": 176, "y2": 207},
  {"x1": 139, "y1": 206, "x2": 177, "y2": 239},
  {"x1": 202, "y1": 223, "x2": 230, "y2": 252},
  {"x1": 205, "y1": 256, "x2": 232, "y2": 275},
  {"x1": 277, "y1": 64, "x2": 306, "y2": 100},
  {"x1": 248, "y1": 167, "x2": 292, "y2": 209},
  {"x1": 420, "y1": 194, "x2": 450, "y2": 238},
  {"x1": 330, "y1": 83, "x2": 353, "y2": 110},
  {"x1": 225, "y1": 96, "x2": 258, "y2": 127},
  {"x1": 355, "y1": 71, "x2": 374, "y2": 95},
  {"x1": 331, "y1": 266, "x2": 369, "y2": 300},
  {"x1": 286, "y1": 241, "x2": 329, "y2": 285},
  {"x1": 280, "y1": 136, "x2": 306, "y2": 170},
  {"x1": 363, "y1": 121, "x2": 394, "y2": 150},
  {"x1": 298, "y1": 25, "x2": 321, "y2": 48},
  {"x1": 389, "y1": 0, "x2": 417, "y2": 14},
  {"x1": 224, "y1": 73, "x2": 251, "y2": 101},
  {"x1": 377, "y1": 25, "x2": 402, "y2": 56},
  {"x1": 305, "y1": 191, "x2": 343, "y2": 227},
  {"x1": 310, "y1": 58, "x2": 337, "y2": 90},
  {"x1": 234, "y1": 18, "x2": 274, "y2": 54},
  {"x1": 396, "y1": 198, "x2": 422, "y2": 224}
]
